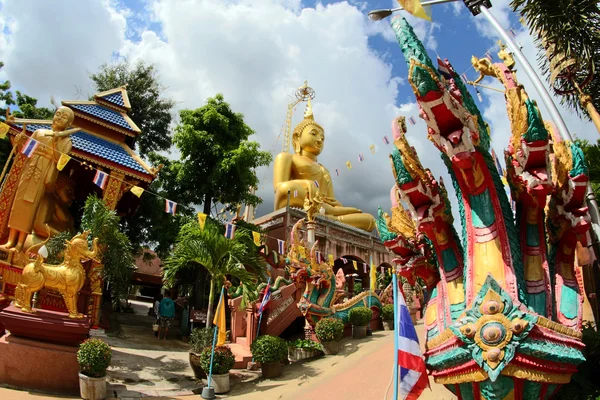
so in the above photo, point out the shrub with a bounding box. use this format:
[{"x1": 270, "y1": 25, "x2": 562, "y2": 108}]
[
  {"x1": 199, "y1": 345, "x2": 235, "y2": 375},
  {"x1": 315, "y1": 317, "x2": 344, "y2": 343},
  {"x1": 288, "y1": 339, "x2": 322, "y2": 351},
  {"x1": 77, "y1": 339, "x2": 112, "y2": 378},
  {"x1": 251, "y1": 335, "x2": 288, "y2": 364},
  {"x1": 190, "y1": 327, "x2": 215, "y2": 353},
  {"x1": 349, "y1": 307, "x2": 373, "y2": 326},
  {"x1": 381, "y1": 304, "x2": 395, "y2": 321}
]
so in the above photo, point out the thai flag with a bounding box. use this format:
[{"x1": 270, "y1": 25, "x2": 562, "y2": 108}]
[
  {"x1": 382, "y1": 135, "x2": 391, "y2": 145},
  {"x1": 358, "y1": 153, "x2": 364, "y2": 162},
  {"x1": 491, "y1": 149, "x2": 504, "y2": 177},
  {"x1": 508, "y1": 29, "x2": 516, "y2": 38},
  {"x1": 335, "y1": 168, "x2": 340, "y2": 176},
  {"x1": 316, "y1": 251, "x2": 322, "y2": 264},
  {"x1": 293, "y1": 189, "x2": 298, "y2": 198},
  {"x1": 258, "y1": 282, "x2": 271, "y2": 315},
  {"x1": 21, "y1": 138, "x2": 39, "y2": 158},
  {"x1": 277, "y1": 239, "x2": 285, "y2": 254},
  {"x1": 341, "y1": 257, "x2": 348, "y2": 264},
  {"x1": 396, "y1": 286, "x2": 429, "y2": 399},
  {"x1": 314, "y1": 180, "x2": 320, "y2": 188},
  {"x1": 408, "y1": 117, "x2": 416, "y2": 126},
  {"x1": 224, "y1": 223, "x2": 236, "y2": 239},
  {"x1": 363, "y1": 263, "x2": 367, "y2": 273},
  {"x1": 436, "y1": 57, "x2": 452, "y2": 80},
  {"x1": 165, "y1": 199, "x2": 177, "y2": 215},
  {"x1": 93, "y1": 170, "x2": 108, "y2": 190},
  {"x1": 485, "y1": 51, "x2": 493, "y2": 61},
  {"x1": 461, "y1": 73, "x2": 468, "y2": 84}
]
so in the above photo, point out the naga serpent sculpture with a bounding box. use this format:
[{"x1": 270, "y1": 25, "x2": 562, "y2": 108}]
[{"x1": 375, "y1": 17, "x2": 589, "y2": 399}]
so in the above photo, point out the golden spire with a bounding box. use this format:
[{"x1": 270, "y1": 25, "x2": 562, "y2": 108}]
[{"x1": 304, "y1": 98, "x2": 314, "y2": 120}]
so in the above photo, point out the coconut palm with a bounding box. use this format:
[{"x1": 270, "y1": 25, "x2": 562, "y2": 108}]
[
  {"x1": 163, "y1": 219, "x2": 267, "y2": 327},
  {"x1": 510, "y1": 0, "x2": 600, "y2": 117}
]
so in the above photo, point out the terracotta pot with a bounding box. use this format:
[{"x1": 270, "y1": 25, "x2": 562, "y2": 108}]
[
  {"x1": 210, "y1": 373, "x2": 230, "y2": 394},
  {"x1": 79, "y1": 373, "x2": 107, "y2": 400},
  {"x1": 189, "y1": 351, "x2": 207, "y2": 379},
  {"x1": 382, "y1": 320, "x2": 394, "y2": 331},
  {"x1": 321, "y1": 341, "x2": 340, "y2": 355},
  {"x1": 261, "y1": 362, "x2": 282, "y2": 379},
  {"x1": 352, "y1": 325, "x2": 367, "y2": 339}
]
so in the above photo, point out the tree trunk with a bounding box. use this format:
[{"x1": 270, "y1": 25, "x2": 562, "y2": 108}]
[
  {"x1": 203, "y1": 193, "x2": 212, "y2": 216},
  {"x1": 205, "y1": 278, "x2": 215, "y2": 328}
]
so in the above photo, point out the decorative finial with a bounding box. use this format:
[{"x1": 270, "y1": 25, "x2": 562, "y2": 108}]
[{"x1": 304, "y1": 98, "x2": 314, "y2": 120}]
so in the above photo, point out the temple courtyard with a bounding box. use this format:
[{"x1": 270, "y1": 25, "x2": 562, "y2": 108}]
[{"x1": 0, "y1": 300, "x2": 452, "y2": 400}]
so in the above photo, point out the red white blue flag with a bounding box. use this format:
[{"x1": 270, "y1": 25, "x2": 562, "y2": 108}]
[
  {"x1": 314, "y1": 180, "x2": 320, "y2": 188},
  {"x1": 165, "y1": 199, "x2": 177, "y2": 215},
  {"x1": 316, "y1": 251, "x2": 322, "y2": 264},
  {"x1": 396, "y1": 288, "x2": 429, "y2": 399},
  {"x1": 358, "y1": 153, "x2": 364, "y2": 162},
  {"x1": 277, "y1": 239, "x2": 285, "y2": 254},
  {"x1": 335, "y1": 168, "x2": 340, "y2": 176},
  {"x1": 436, "y1": 57, "x2": 452, "y2": 80},
  {"x1": 383, "y1": 135, "x2": 391, "y2": 145},
  {"x1": 341, "y1": 257, "x2": 348, "y2": 264},
  {"x1": 93, "y1": 170, "x2": 108, "y2": 190},
  {"x1": 491, "y1": 149, "x2": 504, "y2": 176},
  {"x1": 258, "y1": 282, "x2": 271, "y2": 315},
  {"x1": 408, "y1": 117, "x2": 417, "y2": 126},
  {"x1": 21, "y1": 138, "x2": 39, "y2": 158},
  {"x1": 224, "y1": 223, "x2": 236, "y2": 239},
  {"x1": 293, "y1": 189, "x2": 298, "y2": 198}
]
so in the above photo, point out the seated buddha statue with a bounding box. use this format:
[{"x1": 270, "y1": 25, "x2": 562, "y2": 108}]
[{"x1": 273, "y1": 100, "x2": 376, "y2": 232}]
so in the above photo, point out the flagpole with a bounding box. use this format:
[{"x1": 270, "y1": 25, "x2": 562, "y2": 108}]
[
  {"x1": 392, "y1": 272, "x2": 400, "y2": 400},
  {"x1": 201, "y1": 286, "x2": 224, "y2": 400},
  {"x1": 367, "y1": 254, "x2": 373, "y2": 336},
  {"x1": 251, "y1": 277, "x2": 271, "y2": 363}
]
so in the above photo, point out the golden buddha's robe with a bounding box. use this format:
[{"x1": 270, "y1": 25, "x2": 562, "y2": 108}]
[{"x1": 9, "y1": 130, "x2": 72, "y2": 234}]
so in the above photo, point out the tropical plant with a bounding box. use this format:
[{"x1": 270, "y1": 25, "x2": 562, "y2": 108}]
[
  {"x1": 250, "y1": 335, "x2": 288, "y2": 364},
  {"x1": 353, "y1": 282, "x2": 363, "y2": 293},
  {"x1": 199, "y1": 345, "x2": 235, "y2": 375},
  {"x1": 190, "y1": 327, "x2": 215, "y2": 354},
  {"x1": 315, "y1": 317, "x2": 344, "y2": 343},
  {"x1": 348, "y1": 307, "x2": 372, "y2": 327},
  {"x1": 164, "y1": 218, "x2": 267, "y2": 326},
  {"x1": 510, "y1": 0, "x2": 600, "y2": 117},
  {"x1": 77, "y1": 339, "x2": 112, "y2": 378},
  {"x1": 381, "y1": 304, "x2": 395, "y2": 321}
]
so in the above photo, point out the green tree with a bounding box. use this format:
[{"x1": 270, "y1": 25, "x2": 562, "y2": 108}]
[
  {"x1": 173, "y1": 93, "x2": 272, "y2": 215},
  {"x1": 511, "y1": 0, "x2": 600, "y2": 117},
  {"x1": 576, "y1": 139, "x2": 600, "y2": 199},
  {"x1": 89, "y1": 60, "x2": 176, "y2": 157},
  {"x1": 164, "y1": 219, "x2": 267, "y2": 327}
]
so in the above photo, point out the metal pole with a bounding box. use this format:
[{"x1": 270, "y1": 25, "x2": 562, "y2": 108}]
[
  {"x1": 251, "y1": 277, "x2": 271, "y2": 363},
  {"x1": 392, "y1": 272, "x2": 400, "y2": 400}
]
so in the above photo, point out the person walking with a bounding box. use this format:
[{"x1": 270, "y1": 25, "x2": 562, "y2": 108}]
[
  {"x1": 153, "y1": 294, "x2": 163, "y2": 338},
  {"x1": 158, "y1": 291, "x2": 175, "y2": 340}
]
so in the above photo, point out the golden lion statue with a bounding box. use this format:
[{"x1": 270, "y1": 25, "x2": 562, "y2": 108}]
[{"x1": 14, "y1": 230, "x2": 99, "y2": 319}]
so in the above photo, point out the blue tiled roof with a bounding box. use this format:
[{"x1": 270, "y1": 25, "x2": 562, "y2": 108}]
[
  {"x1": 70, "y1": 103, "x2": 135, "y2": 132},
  {"x1": 15, "y1": 124, "x2": 148, "y2": 175},
  {"x1": 100, "y1": 92, "x2": 125, "y2": 108}
]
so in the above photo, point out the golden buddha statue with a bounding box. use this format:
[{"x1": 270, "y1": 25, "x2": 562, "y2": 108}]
[
  {"x1": 1, "y1": 106, "x2": 75, "y2": 252},
  {"x1": 273, "y1": 100, "x2": 376, "y2": 231}
]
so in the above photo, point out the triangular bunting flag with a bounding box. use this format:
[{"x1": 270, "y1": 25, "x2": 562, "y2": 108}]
[
  {"x1": 56, "y1": 154, "x2": 71, "y2": 171},
  {"x1": 197, "y1": 212, "x2": 207, "y2": 230},
  {"x1": 130, "y1": 186, "x2": 144, "y2": 198},
  {"x1": 165, "y1": 199, "x2": 177, "y2": 215},
  {"x1": 0, "y1": 122, "x2": 9, "y2": 139},
  {"x1": 252, "y1": 231, "x2": 261, "y2": 246}
]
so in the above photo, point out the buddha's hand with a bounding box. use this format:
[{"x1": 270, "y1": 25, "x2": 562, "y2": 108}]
[{"x1": 322, "y1": 203, "x2": 362, "y2": 216}]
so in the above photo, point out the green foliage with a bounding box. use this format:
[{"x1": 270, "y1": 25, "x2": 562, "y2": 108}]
[
  {"x1": 45, "y1": 231, "x2": 74, "y2": 264},
  {"x1": 353, "y1": 282, "x2": 363, "y2": 293},
  {"x1": 554, "y1": 322, "x2": 600, "y2": 399},
  {"x1": 89, "y1": 60, "x2": 175, "y2": 157},
  {"x1": 199, "y1": 345, "x2": 235, "y2": 375},
  {"x1": 77, "y1": 339, "x2": 112, "y2": 378},
  {"x1": 10, "y1": 91, "x2": 54, "y2": 120},
  {"x1": 288, "y1": 339, "x2": 322, "y2": 351},
  {"x1": 172, "y1": 93, "x2": 272, "y2": 214},
  {"x1": 348, "y1": 307, "x2": 372, "y2": 327},
  {"x1": 250, "y1": 335, "x2": 288, "y2": 364},
  {"x1": 189, "y1": 327, "x2": 215, "y2": 354},
  {"x1": 315, "y1": 317, "x2": 344, "y2": 343},
  {"x1": 81, "y1": 196, "x2": 134, "y2": 308},
  {"x1": 576, "y1": 139, "x2": 600, "y2": 201},
  {"x1": 511, "y1": 0, "x2": 600, "y2": 117},
  {"x1": 381, "y1": 304, "x2": 395, "y2": 321}
]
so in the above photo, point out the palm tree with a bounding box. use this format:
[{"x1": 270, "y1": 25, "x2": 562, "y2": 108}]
[
  {"x1": 510, "y1": 0, "x2": 600, "y2": 118},
  {"x1": 163, "y1": 219, "x2": 267, "y2": 327}
]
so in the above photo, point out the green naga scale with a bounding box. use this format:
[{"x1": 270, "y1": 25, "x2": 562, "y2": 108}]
[{"x1": 376, "y1": 17, "x2": 590, "y2": 399}]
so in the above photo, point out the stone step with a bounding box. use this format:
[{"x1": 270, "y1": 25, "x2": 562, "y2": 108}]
[
  {"x1": 235, "y1": 336, "x2": 248, "y2": 347},
  {"x1": 228, "y1": 342, "x2": 253, "y2": 369}
]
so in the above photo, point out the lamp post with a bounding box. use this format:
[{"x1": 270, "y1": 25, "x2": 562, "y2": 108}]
[{"x1": 368, "y1": 0, "x2": 600, "y2": 259}]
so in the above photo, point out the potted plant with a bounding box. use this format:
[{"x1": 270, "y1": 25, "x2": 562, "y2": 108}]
[
  {"x1": 250, "y1": 335, "x2": 288, "y2": 379},
  {"x1": 381, "y1": 304, "x2": 395, "y2": 330},
  {"x1": 77, "y1": 339, "x2": 112, "y2": 400},
  {"x1": 315, "y1": 317, "x2": 344, "y2": 355},
  {"x1": 287, "y1": 339, "x2": 323, "y2": 362},
  {"x1": 199, "y1": 345, "x2": 235, "y2": 394},
  {"x1": 349, "y1": 307, "x2": 373, "y2": 339},
  {"x1": 189, "y1": 327, "x2": 215, "y2": 379}
]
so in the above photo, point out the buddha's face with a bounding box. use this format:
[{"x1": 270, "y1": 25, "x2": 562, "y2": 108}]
[
  {"x1": 57, "y1": 183, "x2": 75, "y2": 206},
  {"x1": 298, "y1": 124, "x2": 325, "y2": 156},
  {"x1": 52, "y1": 107, "x2": 74, "y2": 131}
]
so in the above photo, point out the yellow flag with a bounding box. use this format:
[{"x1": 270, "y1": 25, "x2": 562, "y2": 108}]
[
  {"x1": 346, "y1": 161, "x2": 352, "y2": 169},
  {"x1": 397, "y1": 0, "x2": 432, "y2": 21},
  {"x1": 0, "y1": 122, "x2": 9, "y2": 139},
  {"x1": 213, "y1": 292, "x2": 227, "y2": 346},
  {"x1": 197, "y1": 212, "x2": 207, "y2": 230},
  {"x1": 352, "y1": 260, "x2": 358, "y2": 270},
  {"x1": 56, "y1": 154, "x2": 71, "y2": 171},
  {"x1": 370, "y1": 264, "x2": 377, "y2": 291},
  {"x1": 252, "y1": 231, "x2": 261, "y2": 246},
  {"x1": 130, "y1": 186, "x2": 144, "y2": 198},
  {"x1": 328, "y1": 254, "x2": 334, "y2": 265},
  {"x1": 370, "y1": 144, "x2": 376, "y2": 154}
]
